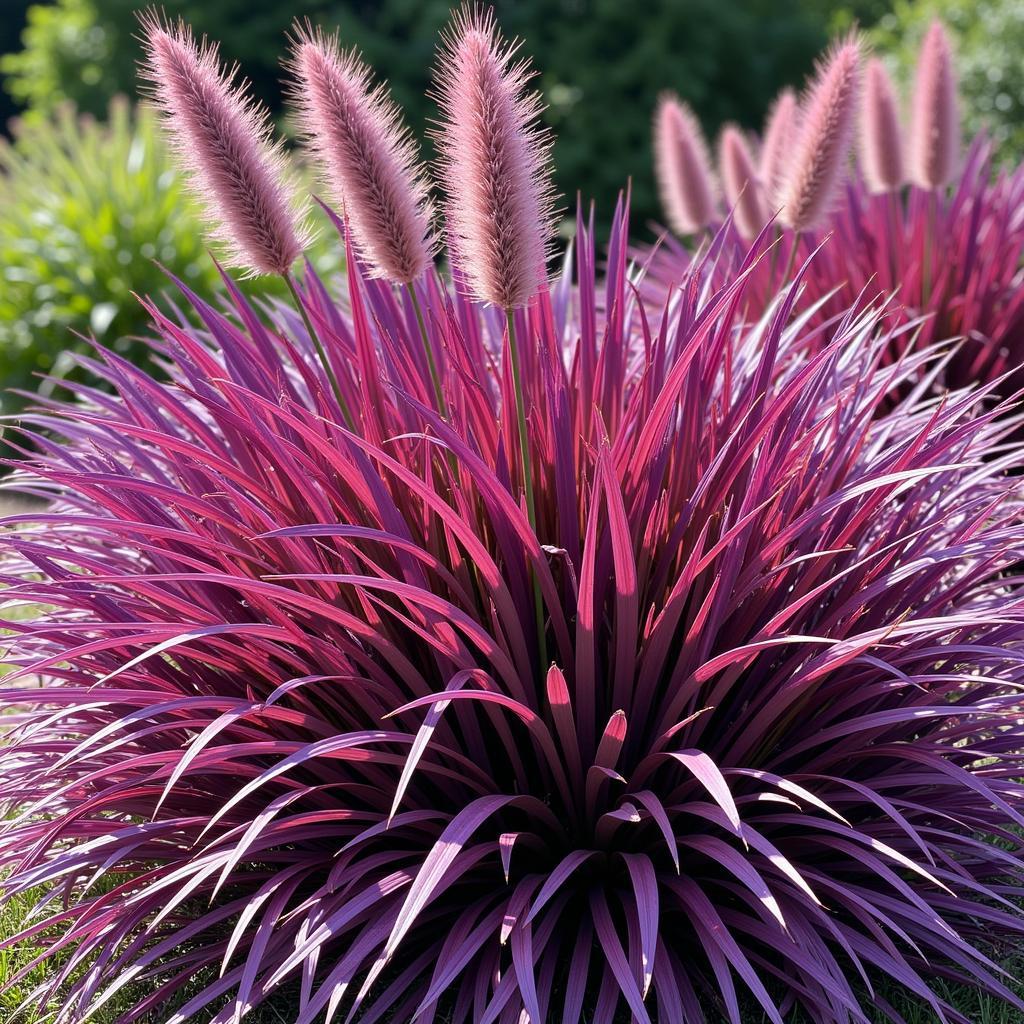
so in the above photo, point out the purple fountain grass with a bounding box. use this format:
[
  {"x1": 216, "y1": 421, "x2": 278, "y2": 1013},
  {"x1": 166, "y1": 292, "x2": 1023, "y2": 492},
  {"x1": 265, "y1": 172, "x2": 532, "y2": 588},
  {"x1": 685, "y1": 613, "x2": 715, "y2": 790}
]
[
  {"x1": 861, "y1": 57, "x2": 904, "y2": 193},
  {"x1": 778, "y1": 35, "x2": 863, "y2": 231},
  {"x1": 432, "y1": 3, "x2": 556, "y2": 311},
  {"x1": 760, "y1": 87, "x2": 798, "y2": 199},
  {"x1": 909, "y1": 19, "x2": 960, "y2": 190},
  {"x1": 3, "y1": 190, "x2": 1024, "y2": 1023},
  {"x1": 718, "y1": 123, "x2": 767, "y2": 240},
  {"x1": 138, "y1": 12, "x2": 307, "y2": 277},
  {"x1": 287, "y1": 24, "x2": 434, "y2": 285},
  {"x1": 647, "y1": 137, "x2": 1024, "y2": 395},
  {"x1": 653, "y1": 92, "x2": 717, "y2": 236},
  {"x1": 4, "y1": 10, "x2": 1024, "y2": 1024},
  {"x1": 646, "y1": 23, "x2": 1024, "y2": 401}
]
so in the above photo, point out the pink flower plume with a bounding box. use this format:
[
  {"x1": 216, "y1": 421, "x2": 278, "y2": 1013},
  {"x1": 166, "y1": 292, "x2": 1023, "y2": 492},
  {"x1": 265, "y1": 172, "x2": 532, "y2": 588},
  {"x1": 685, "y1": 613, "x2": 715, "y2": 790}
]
[
  {"x1": 432, "y1": 4, "x2": 557, "y2": 310},
  {"x1": 287, "y1": 24, "x2": 434, "y2": 285},
  {"x1": 718, "y1": 124, "x2": 767, "y2": 241},
  {"x1": 653, "y1": 93, "x2": 717, "y2": 236},
  {"x1": 760, "y1": 87, "x2": 798, "y2": 200},
  {"x1": 909, "y1": 20, "x2": 959, "y2": 190},
  {"x1": 861, "y1": 57, "x2": 904, "y2": 192},
  {"x1": 138, "y1": 12, "x2": 307, "y2": 277},
  {"x1": 779, "y1": 35, "x2": 863, "y2": 232}
]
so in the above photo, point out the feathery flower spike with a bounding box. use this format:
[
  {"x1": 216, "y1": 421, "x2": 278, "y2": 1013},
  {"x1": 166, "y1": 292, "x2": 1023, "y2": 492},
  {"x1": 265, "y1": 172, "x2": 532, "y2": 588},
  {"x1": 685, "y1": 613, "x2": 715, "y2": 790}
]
[
  {"x1": 861, "y1": 57, "x2": 904, "y2": 192},
  {"x1": 653, "y1": 93, "x2": 717, "y2": 235},
  {"x1": 779, "y1": 35, "x2": 863, "y2": 231},
  {"x1": 760, "y1": 87, "x2": 798, "y2": 200},
  {"x1": 909, "y1": 19, "x2": 959, "y2": 190},
  {"x1": 432, "y1": 3, "x2": 557, "y2": 310},
  {"x1": 138, "y1": 11, "x2": 307, "y2": 276},
  {"x1": 287, "y1": 24, "x2": 434, "y2": 284},
  {"x1": 719, "y1": 124, "x2": 767, "y2": 240}
]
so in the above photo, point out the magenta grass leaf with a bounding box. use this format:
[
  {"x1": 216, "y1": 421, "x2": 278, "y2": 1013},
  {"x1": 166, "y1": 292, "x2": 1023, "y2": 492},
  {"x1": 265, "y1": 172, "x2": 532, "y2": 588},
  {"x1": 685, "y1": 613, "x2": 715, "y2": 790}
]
[{"x1": 2, "y1": 9, "x2": 1024, "y2": 1024}]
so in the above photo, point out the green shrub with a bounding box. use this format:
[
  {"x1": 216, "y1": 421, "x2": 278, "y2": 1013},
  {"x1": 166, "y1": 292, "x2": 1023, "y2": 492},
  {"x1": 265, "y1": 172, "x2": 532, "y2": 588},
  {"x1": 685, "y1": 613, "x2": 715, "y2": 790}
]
[
  {"x1": 0, "y1": 96, "x2": 216, "y2": 416},
  {"x1": 0, "y1": 0, "x2": 118, "y2": 122},
  {"x1": 0, "y1": 95, "x2": 343, "y2": 424},
  {"x1": 871, "y1": 0, "x2": 1024, "y2": 165}
]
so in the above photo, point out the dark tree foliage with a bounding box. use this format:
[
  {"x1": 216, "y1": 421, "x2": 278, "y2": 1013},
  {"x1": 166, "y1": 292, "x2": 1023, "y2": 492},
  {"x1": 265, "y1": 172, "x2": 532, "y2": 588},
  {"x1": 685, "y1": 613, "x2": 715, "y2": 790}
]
[{"x1": 2, "y1": 0, "x2": 884, "y2": 225}]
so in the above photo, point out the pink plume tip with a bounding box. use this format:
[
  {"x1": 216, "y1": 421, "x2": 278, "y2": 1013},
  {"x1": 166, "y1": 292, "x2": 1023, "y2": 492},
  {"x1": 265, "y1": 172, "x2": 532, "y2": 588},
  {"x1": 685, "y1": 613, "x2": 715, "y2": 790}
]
[
  {"x1": 861, "y1": 58, "x2": 904, "y2": 192},
  {"x1": 718, "y1": 124, "x2": 767, "y2": 241},
  {"x1": 909, "y1": 20, "x2": 959, "y2": 190},
  {"x1": 779, "y1": 35, "x2": 863, "y2": 232},
  {"x1": 287, "y1": 25, "x2": 434, "y2": 285},
  {"x1": 138, "y1": 12, "x2": 307, "y2": 277},
  {"x1": 760, "y1": 87, "x2": 798, "y2": 199},
  {"x1": 653, "y1": 93, "x2": 717, "y2": 236},
  {"x1": 432, "y1": 4, "x2": 557, "y2": 310}
]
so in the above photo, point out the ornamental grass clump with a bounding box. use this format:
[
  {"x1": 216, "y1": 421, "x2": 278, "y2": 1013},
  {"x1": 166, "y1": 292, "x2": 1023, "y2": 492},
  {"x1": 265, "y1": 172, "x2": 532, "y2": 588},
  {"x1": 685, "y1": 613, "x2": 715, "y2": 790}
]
[
  {"x1": 3, "y1": 7, "x2": 1024, "y2": 1024},
  {"x1": 648, "y1": 20, "x2": 1024, "y2": 398}
]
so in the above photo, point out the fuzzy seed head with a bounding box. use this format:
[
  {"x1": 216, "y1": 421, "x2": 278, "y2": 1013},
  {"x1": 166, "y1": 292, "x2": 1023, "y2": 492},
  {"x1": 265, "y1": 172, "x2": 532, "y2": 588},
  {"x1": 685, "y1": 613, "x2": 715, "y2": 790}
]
[
  {"x1": 779, "y1": 35, "x2": 863, "y2": 232},
  {"x1": 138, "y1": 12, "x2": 307, "y2": 277},
  {"x1": 432, "y1": 4, "x2": 558, "y2": 309},
  {"x1": 287, "y1": 25, "x2": 434, "y2": 284},
  {"x1": 861, "y1": 58, "x2": 905, "y2": 192},
  {"x1": 653, "y1": 93, "x2": 717, "y2": 236},
  {"x1": 909, "y1": 19, "x2": 959, "y2": 190},
  {"x1": 760, "y1": 88, "x2": 799, "y2": 201},
  {"x1": 718, "y1": 124, "x2": 767, "y2": 241}
]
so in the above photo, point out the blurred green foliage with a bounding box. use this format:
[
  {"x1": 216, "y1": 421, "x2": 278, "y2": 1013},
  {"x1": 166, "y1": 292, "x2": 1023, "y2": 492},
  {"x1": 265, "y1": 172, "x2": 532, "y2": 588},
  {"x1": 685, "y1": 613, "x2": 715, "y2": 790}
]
[
  {"x1": 0, "y1": 94, "x2": 343, "y2": 425},
  {"x1": 871, "y1": 0, "x2": 1024, "y2": 165},
  {"x1": 0, "y1": 96, "x2": 216, "y2": 416},
  {"x1": 3, "y1": 0, "x2": 887, "y2": 229}
]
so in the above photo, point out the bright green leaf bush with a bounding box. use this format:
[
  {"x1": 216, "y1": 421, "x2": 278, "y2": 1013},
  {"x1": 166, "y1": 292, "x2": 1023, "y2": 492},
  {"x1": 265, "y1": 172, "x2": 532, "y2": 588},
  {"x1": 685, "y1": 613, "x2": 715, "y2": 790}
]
[
  {"x1": 0, "y1": 96, "x2": 216, "y2": 416},
  {"x1": 0, "y1": 95, "x2": 342, "y2": 429},
  {"x1": 0, "y1": 0, "x2": 118, "y2": 122}
]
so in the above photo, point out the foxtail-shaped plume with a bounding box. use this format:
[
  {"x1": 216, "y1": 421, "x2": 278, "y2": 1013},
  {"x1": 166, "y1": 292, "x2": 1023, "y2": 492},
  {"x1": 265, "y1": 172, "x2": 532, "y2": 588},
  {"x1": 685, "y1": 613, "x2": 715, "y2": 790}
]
[
  {"x1": 432, "y1": 4, "x2": 557, "y2": 309},
  {"x1": 653, "y1": 93, "x2": 717, "y2": 235},
  {"x1": 861, "y1": 58, "x2": 904, "y2": 192},
  {"x1": 778, "y1": 35, "x2": 863, "y2": 231},
  {"x1": 287, "y1": 24, "x2": 434, "y2": 284},
  {"x1": 719, "y1": 124, "x2": 767, "y2": 240},
  {"x1": 139, "y1": 12, "x2": 307, "y2": 276},
  {"x1": 909, "y1": 20, "x2": 959, "y2": 189},
  {"x1": 760, "y1": 88, "x2": 798, "y2": 199}
]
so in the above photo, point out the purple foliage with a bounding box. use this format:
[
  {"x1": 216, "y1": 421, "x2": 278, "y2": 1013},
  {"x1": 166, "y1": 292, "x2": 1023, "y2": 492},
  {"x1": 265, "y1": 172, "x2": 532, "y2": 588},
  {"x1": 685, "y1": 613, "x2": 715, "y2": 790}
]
[
  {"x1": 1, "y1": 199, "x2": 1024, "y2": 1023},
  {"x1": 646, "y1": 138, "x2": 1024, "y2": 398}
]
